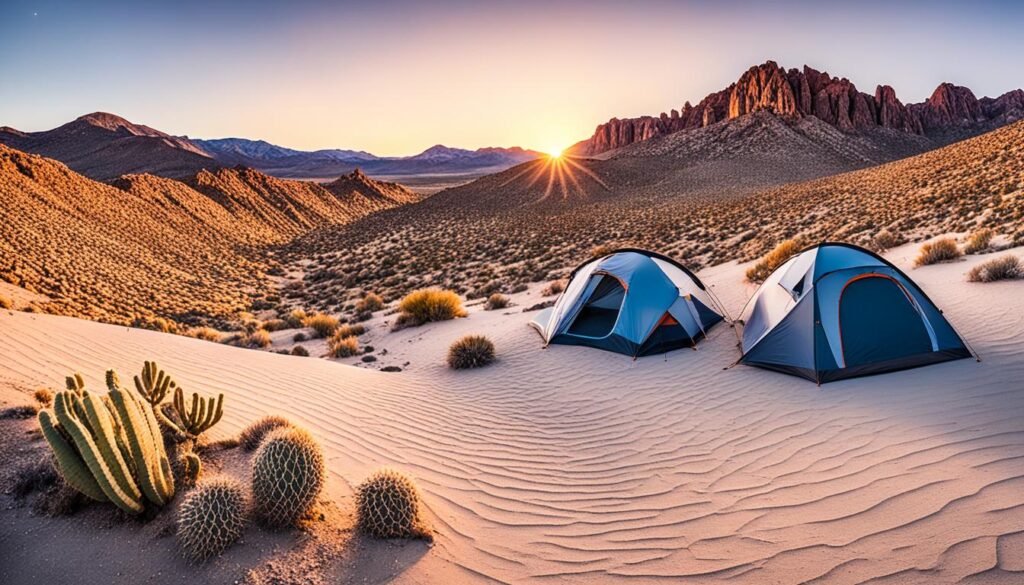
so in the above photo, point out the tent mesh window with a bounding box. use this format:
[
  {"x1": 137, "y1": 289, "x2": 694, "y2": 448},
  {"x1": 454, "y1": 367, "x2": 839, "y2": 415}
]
[{"x1": 567, "y1": 274, "x2": 625, "y2": 338}]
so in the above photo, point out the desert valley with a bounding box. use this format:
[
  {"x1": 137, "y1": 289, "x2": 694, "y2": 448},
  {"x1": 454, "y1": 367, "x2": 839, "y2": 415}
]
[{"x1": 2, "y1": 6, "x2": 1024, "y2": 583}]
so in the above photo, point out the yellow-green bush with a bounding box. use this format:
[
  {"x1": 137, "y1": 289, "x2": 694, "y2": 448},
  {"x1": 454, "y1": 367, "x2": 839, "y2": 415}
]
[{"x1": 746, "y1": 239, "x2": 801, "y2": 282}]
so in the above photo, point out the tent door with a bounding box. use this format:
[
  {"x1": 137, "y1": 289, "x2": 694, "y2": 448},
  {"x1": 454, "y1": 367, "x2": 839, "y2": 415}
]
[
  {"x1": 566, "y1": 273, "x2": 626, "y2": 338},
  {"x1": 636, "y1": 312, "x2": 694, "y2": 356},
  {"x1": 839, "y1": 275, "x2": 932, "y2": 368}
]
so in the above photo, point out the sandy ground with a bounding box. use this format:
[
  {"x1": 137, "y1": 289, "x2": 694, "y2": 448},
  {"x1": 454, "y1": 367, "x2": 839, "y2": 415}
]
[{"x1": 1, "y1": 243, "x2": 1023, "y2": 584}]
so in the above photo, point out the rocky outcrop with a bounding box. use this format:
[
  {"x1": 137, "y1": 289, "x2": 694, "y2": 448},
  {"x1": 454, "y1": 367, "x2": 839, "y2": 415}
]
[{"x1": 575, "y1": 60, "x2": 1023, "y2": 155}]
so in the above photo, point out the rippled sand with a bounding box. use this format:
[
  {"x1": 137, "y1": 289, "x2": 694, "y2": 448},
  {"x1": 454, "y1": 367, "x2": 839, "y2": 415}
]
[{"x1": 1, "y1": 244, "x2": 1022, "y2": 584}]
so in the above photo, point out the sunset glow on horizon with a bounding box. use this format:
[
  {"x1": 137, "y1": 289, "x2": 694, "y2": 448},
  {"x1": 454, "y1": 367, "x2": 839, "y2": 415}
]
[{"x1": 2, "y1": 0, "x2": 1023, "y2": 156}]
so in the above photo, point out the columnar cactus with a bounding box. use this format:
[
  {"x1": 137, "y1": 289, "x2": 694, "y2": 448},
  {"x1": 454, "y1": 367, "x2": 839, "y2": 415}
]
[
  {"x1": 182, "y1": 452, "x2": 202, "y2": 487},
  {"x1": 172, "y1": 387, "x2": 224, "y2": 438},
  {"x1": 177, "y1": 476, "x2": 248, "y2": 563},
  {"x1": 133, "y1": 360, "x2": 175, "y2": 406},
  {"x1": 355, "y1": 468, "x2": 431, "y2": 540},
  {"x1": 36, "y1": 371, "x2": 175, "y2": 513},
  {"x1": 251, "y1": 427, "x2": 325, "y2": 528}
]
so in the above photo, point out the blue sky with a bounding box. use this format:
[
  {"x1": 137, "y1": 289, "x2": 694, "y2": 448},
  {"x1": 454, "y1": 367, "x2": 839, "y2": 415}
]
[{"x1": 1, "y1": 0, "x2": 1022, "y2": 155}]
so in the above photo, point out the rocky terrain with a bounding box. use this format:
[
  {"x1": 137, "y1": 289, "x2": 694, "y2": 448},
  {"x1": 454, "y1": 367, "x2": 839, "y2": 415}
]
[
  {"x1": 572, "y1": 61, "x2": 1024, "y2": 155},
  {"x1": 283, "y1": 118, "x2": 1024, "y2": 316}
]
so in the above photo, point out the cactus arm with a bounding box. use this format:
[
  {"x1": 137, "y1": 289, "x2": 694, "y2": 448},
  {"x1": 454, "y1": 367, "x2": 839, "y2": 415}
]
[
  {"x1": 54, "y1": 392, "x2": 144, "y2": 513},
  {"x1": 37, "y1": 409, "x2": 108, "y2": 502},
  {"x1": 79, "y1": 392, "x2": 143, "y2": 504},
  {"x1": 107, "y1": 388, "x2": 173, "y2": 507},
  {"x1": 132, "y1": 388, "x2": 175, "y2": 501}
]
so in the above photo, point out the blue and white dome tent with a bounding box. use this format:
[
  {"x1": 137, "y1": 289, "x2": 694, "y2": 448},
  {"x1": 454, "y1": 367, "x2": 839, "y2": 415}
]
[
  {"x1": 738, "y1": 242, "x2": 975, "y2": 384},
  {"x1": 531, "y1": 248, "x2": 729, "y2": 357}
]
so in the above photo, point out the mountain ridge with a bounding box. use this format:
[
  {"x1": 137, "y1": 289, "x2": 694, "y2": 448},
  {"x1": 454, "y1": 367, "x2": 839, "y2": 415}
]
[{"x1": 572, "y1": 60, "x2": 1024, "y2": 155}]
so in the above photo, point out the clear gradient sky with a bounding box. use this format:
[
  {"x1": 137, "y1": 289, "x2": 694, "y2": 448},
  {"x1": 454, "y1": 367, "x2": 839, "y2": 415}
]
[{"x1": 2, "y1": 0, "x2": 1022, "y2": 156}]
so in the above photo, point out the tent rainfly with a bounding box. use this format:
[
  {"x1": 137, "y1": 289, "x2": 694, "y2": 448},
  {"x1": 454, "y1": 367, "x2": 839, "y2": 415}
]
[
  {"x1": 738, "y1": 242, "x2": 974, "y2": 383},
  {"x1": 530, "y1": 249, "x2": 727, "y2": 357}
]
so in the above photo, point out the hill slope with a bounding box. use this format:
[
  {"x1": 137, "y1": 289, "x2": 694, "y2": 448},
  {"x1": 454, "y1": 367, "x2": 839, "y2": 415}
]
[
  {"x1": 284, "y1": 119, "x2": 1024, "y2": 312},
  {"x1": 0, "y1": 145, "x2": 420, "y2": 324},
  {"x1": 0, "y1": 112, "x2": 220, "y2": 181}
]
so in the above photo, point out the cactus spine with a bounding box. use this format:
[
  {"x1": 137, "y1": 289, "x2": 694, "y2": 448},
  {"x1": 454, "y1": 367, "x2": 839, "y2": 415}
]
[{"x1": 37, "y1": 370, "x2": 176, "y2": 513}]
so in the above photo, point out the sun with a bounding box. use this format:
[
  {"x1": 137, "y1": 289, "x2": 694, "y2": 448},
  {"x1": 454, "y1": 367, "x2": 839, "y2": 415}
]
[{"x1": 545, "y1": 146, "x2": 565, "y2": 159}]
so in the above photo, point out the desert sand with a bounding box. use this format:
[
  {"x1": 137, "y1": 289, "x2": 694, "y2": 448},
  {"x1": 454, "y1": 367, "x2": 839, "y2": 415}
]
[{"x1": 2, "y1": 242, "x2": 1023, "y2": 584}]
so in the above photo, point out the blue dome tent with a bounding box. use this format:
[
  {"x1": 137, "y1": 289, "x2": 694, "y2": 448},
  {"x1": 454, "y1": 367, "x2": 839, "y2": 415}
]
[
  {"x1": 738, "y1": 242, "x2": 974, "y2": 383},
  {"x1": 530, "y1": 249, "x2": 727, "y2": 357}
]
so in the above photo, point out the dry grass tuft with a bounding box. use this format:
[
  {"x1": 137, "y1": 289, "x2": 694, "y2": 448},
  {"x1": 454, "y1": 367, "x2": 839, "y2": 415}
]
[
  {"x1": 967, "y1": 255, "x2": 1022, "y2": 282},
  {"x1": 186, "y1": 326, "x2": 222, "y2": 343},
  {"x1": 304, "y1": 313, "x2": 340, "y2": 338},
  {"x1": 485, "y1": 293, "x2": 510, "y2": 310},
  {"x1": 964, "y1": 228, "x2": 994, "y2": 254},
  {"x1": 872, "y1": 229, "x2": 903, "y2": 251},
  {"x1": 746, "y1": 239, "x2": 801, "y2": 282},
  {"x1": 541, "y1": 280, "x2": 565, "y2": 297},
  {"x1": 243, "y1": 329, "x2": 272, "y2": 348},
  {"x1": 328, "y1": 333, "x2": 360, "y2": 358},
  {"x1": 33, "y1": 388, "x2": 54, "y2": 406},
  {"x1": 355, "y1": 292, "x2": 385, "y2": 313},
  {"x1": 447, "y1": 335, "x2": 496, "y2": 369},
  {"x1": 915, "y1": 238, "x2": 963, "y2": 266},
  {"x1": 0, "y1": 295, "x2": 12, "y2": 310},
  {"x1": 394, "y1": 288, "x2": 466, "y2": 329}
]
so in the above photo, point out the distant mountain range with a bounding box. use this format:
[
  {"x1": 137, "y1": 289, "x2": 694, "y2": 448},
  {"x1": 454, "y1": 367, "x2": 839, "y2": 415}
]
[
  {"x1": 0, "y1": 112, "x2": 542, "y2": 183},
  {"x1": 194, "y1": 138, "x2": 542, "y2": 179},
  {"x1": 570, "y1": 60, "x2": 1024, "y2": 155}
]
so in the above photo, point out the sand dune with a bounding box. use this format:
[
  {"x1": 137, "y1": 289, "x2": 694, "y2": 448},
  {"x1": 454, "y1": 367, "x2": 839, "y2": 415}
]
[{"x1": 1, "y1": 244, "x2": 1023, "y2": 584}]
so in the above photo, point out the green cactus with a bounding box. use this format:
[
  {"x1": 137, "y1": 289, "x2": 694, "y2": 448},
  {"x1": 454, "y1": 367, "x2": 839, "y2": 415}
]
[
  {"x1": 36, "y1": 369, "x2": 176, "y2": 514},
  {"x1": 355, "y1": 468, "x2": 431, "y2": 540},
  {"x1": 133, "y1": 360, "x2": 175, "y2": 405},
  {"x1": 172, "y1": 387, "x2": 224, "y2": 438},
  {"x1": 182, "y1": 452, "x2": 202, "y2": 487},
  {"x1": 65, "y1": 373, "x2": 85, "y2": 394},
  {"x1": 251, "y1": 427, "x2": 325, "y2": 528},
  {"x1": 239, "y1": 415, "x2": 292, "y2": 451},
  {"x1": 177, "y1": 476, "x2": 247, "y2": 563}
]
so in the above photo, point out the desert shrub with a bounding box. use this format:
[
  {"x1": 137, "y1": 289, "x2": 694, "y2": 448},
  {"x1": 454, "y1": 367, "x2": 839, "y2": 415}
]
[
  {"x1": 290, "y1": 345, "x2": 309, "y2": 357},
  {"x1": 356, "y1": 469, "x2": 431, "y2": 540},
  {"x1": 964, "y1": 228, "x2": 994, "y2": 254},
  {"x1": 873, "y1": 229, "x2": 903, "y2": 251},
  {"x1": 0, "y1": 295, "x2": 12, "y2": 309},
  {"x1": 251, "y1": 427, "x2": 325, "y2": 528},
  {"x1": 590, "y1": 243, "x2": 616, "y2": 258},
  {"x1": 485, "y1": 293, "x2": 510, "y2": 310},
  {"x1": 967, "y1": 255, "x2": 1023, "y2": 282},
  {"x1": 746, "y1": 239, "x2": 801, "y2": 282},
  {"x1": 239, "y1": 415, "x2": 293, "y2": 451},
  {"x1": 243, "y1": 329, "x2": 272, "y2": 348},
  {"x1": 447, "y1": 335, "x2": 496, "y2": 369},
  {"x1": 33, "y1": 387, "x2": 54, "y2": 406},
  {"x1": 336, "y1": 323, "x2": 365, "y2": 338},
  {"x1": 186, "y1": 327, "x2": 222, "y2": 343},
  {"x1": 177, "y1": 476, "x2": 248, "y2": 563},
  {"x1": 284, "y1": 308, "x2": 307, "y2": 329},
  {"x1": 915, "y1": 238, "x2": 963, "y2": 266},
  {"x1": 133, "y1": 316, "x2": 180, "y2": 334},
  {"x1": 292, "y1": 331, "x2": 308, "y2": 342},
  {"x1": 541, "y1": 280, "x2": 565, "y2": 297},
  {"x1": 394, "y1": 288, "x2": 466, "y2": 329},
  {"x1": 328, "y1": 333, "x2": 360, "y2": 358},
  {"x1": 303, "y1": 313, "x2": 340, "y2": 338},
  {"x1": 12, "y1": 455, "x2": 58, "y2": 497},
  {"x1": 355, "y1": 292, "x2": 384, "y2": 313},
  {"x1": 510, "y1": 283, "x2": 528, "y2": 293},
  {"x1": 262, "y1": 319, "x2": 289, "y2": 332}
]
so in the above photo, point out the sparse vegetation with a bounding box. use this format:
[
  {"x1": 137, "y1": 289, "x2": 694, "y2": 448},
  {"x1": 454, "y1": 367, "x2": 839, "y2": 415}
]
[
  {"x1": 746, "y1": 239, "x2": 801, "y2": 282},
  {"x1": 186, "y1": 326, "x2": 222, "y2": 343},
  {"x1": 328, "y1": 333, "x2": 360, "y2": 358},
  {"x1": 541, "y1": 280, "x2": 565, "y2": 297},
  {"x1": 243, "y1": 329, "x2": 272, "y2": 348},
  {"x1": 447, "y1": 335, "x2": 496, "y2": 369},
  {"x1": 872, "y1": 228, "x2": 902, "y2": 251},
  {"x1": 485, "y1": 293, "x2": 510, "y2": 310},
  {"x1": 967, "y1": 255, "x2": 1022, "y2": 282},
  {"x1": 291, "y1": 345, "x2": 309, "y2": 357},
  {"x1": 394, "y1": 288, "x2": 466, "y2": 329},
  {"x1": 964, "y1": 228, "x2": 994, "y2": 254},
  {"x1": 303, "y1": 313, "x2": 340, "y2": 338},
  {"x1": 33, "y1": 387, "x2": 54, "y2": 406},
  {"x1": 0, "y1": 294, "x2": 12, "y2": 309},
  {"x1": 915, "y1": 238, "x2": 963, "y2": 266},
  {"x1": 355, "y1": 292, "x2": 384, "y2": 313}
]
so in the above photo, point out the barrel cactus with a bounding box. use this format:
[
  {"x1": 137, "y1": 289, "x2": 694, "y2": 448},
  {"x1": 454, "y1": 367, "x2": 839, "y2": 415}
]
[
  {"x1": 251, "y1": 427, "x2": 325, "y2": 527},
  {"x1": 356, "y1": 468, "x2": 431, "y2": 540},
  {"x1": 239, "y1": 415, "x2": 292, "y2": 451},
  {"x1": 177, "y1": 476, "x2": 248, "y2": 563}
]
